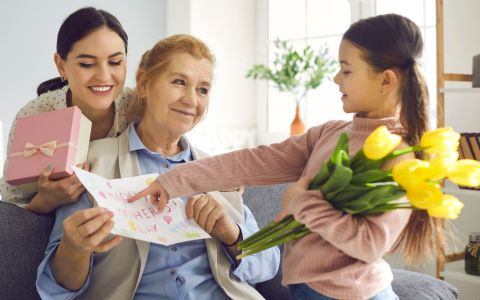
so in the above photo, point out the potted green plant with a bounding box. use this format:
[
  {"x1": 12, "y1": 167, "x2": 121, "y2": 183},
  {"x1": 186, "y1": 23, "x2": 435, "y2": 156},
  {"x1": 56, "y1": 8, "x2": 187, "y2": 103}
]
[{"x1": 246, "y1": 38, "x2": 337, "y2": 136}]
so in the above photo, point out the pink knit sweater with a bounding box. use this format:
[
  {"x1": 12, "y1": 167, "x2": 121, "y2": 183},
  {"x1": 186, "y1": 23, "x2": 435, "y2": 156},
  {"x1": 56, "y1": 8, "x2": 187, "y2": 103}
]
[{"x1": 157, "y1": 116, "x2": 412, "y2": 299}]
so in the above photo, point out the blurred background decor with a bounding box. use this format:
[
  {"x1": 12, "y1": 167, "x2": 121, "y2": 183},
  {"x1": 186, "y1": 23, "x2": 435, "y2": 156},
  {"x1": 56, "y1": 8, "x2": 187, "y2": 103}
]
[{"x1": 246, "y1": 38, "x2": 336, "y2": 136}]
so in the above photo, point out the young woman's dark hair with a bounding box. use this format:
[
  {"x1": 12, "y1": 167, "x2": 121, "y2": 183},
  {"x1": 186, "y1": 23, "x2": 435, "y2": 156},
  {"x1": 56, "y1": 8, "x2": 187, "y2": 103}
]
[
  {"x1": 343, "y1": 14, "x2": 441, "y2": 266},
  {"x1": 37, "y1": 7, "x2": 128, "y2": 96}
]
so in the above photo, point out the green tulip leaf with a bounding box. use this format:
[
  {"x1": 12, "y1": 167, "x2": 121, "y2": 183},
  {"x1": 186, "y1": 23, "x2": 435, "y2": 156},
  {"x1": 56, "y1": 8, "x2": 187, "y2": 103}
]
[
  {"x1": 310, "y1": 161, "x2": 330, "y2": 189},
  {"x1": 351, "y1": 169, "x2": 393, "y2": 185},
  {"x1": 320, "y1": 164, "x2": 353, "y2": 196}
]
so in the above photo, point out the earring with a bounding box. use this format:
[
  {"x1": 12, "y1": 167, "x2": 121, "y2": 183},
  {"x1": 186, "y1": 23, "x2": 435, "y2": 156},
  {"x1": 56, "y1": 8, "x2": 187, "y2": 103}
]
[{"x1": 61, "y1": 76, "x2": 67, "y2": 83}]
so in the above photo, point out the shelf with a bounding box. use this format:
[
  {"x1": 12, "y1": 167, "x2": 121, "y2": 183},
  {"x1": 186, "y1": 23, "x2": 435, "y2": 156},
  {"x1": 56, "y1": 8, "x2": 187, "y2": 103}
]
[
  {"x1": 443, "y1": 181, "x2": 479, "y2": 197},
  {"x1": 440, "y1": 87, "x2": 480, "y2": 93},
  {"x1": 442, "y1": 265, "x2": 480, "y2": 285}
]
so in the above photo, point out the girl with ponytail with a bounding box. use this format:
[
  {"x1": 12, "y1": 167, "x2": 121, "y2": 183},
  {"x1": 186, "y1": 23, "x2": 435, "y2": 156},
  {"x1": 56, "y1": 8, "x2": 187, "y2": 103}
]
[
  {"x1": 1, "y1": 7, "x2": 131, "y2": 214},
  {"x1": 132, "y1": 14, "x2": 435, "y2": 299}
]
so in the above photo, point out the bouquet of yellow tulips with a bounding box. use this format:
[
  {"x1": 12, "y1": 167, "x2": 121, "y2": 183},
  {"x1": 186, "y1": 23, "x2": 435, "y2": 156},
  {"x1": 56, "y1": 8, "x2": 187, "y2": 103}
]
[{"x1": 237, "y1": 126, "x2": 480, "y2": 259}]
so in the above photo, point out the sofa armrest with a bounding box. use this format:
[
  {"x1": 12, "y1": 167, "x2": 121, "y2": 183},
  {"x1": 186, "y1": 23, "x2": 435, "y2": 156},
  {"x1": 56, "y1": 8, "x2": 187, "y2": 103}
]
[{"x1": 392, "y1": 269, "x2": 458, "y2": 299}]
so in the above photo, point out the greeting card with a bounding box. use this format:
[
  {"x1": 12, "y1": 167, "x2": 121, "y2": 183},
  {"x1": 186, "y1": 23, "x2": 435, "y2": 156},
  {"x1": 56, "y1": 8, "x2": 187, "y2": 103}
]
[{"x1": 73, "y1": 167, "x2": 211, "y2": 245}]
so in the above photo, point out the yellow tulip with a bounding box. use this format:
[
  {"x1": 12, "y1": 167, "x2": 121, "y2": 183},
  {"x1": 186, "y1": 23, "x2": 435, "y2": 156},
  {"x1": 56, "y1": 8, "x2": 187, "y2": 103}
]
[
  {"x1": 406, "y1": 182, "x2": 443, "y2": 209},
  {"x1": 447, "y1": 159, "x2": 480, "y2": 187},
  {"x1": 427, "y1": 195, "x2": 464, "y2": 219},
  {"x1": 424, "y1": 151, "x2": 459, "y2": 181},
  {"x1": 364, "y1": 126, "x2": 402, "y2": 160},
  {"x1": 420, "y1": 127, "x2": 460, "y2": 155},
  {"x1": 392, "y1": 159, "x2": 429, "y2": 188}
]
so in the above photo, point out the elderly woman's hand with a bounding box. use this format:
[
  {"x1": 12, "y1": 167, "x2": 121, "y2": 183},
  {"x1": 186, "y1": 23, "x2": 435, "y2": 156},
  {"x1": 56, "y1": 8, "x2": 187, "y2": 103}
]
[
  {"x1": 186, "y1": 193, "x2": 240, "y2": 246},
  {"x1": 51, "y1": 207, "x2": 123, "y2": 292},
  {"x1": 60, "y1": 207, "x2": 123, "y2": 255}
]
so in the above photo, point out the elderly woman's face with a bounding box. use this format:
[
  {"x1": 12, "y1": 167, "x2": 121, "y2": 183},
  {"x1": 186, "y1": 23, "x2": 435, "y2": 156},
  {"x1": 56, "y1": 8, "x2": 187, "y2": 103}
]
[{"x1": 143, "y1": 53, "x2": 213, "y2": 136}]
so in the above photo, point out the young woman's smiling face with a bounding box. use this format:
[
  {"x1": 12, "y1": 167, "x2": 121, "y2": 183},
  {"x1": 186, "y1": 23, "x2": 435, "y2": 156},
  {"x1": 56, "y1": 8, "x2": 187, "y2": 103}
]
[{"x1": 55, "y1": 27, "x2": 127, "y2": 111}]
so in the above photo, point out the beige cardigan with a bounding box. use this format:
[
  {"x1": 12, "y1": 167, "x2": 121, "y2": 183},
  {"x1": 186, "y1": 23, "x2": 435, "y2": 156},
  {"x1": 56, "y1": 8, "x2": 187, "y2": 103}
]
[{"x1": 77, "y1": 128, "x2": 264, "y2": 300}]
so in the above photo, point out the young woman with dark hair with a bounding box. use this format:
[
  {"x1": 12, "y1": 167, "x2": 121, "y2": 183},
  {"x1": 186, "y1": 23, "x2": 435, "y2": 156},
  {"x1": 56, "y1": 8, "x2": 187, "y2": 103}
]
[{"x1": 1, "y1": 7, "x2": 131, "y2": 214}]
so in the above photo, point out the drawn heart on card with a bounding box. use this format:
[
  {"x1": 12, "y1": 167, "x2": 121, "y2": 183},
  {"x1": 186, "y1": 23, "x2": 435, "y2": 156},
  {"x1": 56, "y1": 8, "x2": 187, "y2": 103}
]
[
  {"x1": 163, "y1": 215, "x2": 173, "y2": 224},
  {"x1": 98, "y1": 191, "x2": 107, "y2": 199}
]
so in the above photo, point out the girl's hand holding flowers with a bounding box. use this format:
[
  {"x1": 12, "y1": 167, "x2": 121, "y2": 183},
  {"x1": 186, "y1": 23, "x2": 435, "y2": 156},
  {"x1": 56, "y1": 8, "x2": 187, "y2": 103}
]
[
  {"x1": 276, "y1": 177, "x2": 310, "y2": 222},
  {"x1": 237, "y1": 126, "x2": 480, "y2": 259}
]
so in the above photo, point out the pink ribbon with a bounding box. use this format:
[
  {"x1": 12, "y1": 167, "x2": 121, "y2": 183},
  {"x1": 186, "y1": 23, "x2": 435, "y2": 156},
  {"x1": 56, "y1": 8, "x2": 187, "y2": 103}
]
[
  {"x1": 23, "y1": 141, "x2": 57, "y2": 158},
  {"x1": 9, "y1": 141, "x2": 75, "y2": 158}
]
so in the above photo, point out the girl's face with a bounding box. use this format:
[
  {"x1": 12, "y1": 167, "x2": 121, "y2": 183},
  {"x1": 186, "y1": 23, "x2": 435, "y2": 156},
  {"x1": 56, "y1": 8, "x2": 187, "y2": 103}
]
[
  {"x1": 142, "y1": 53, "x2": 213, "y2": 137},
  {"x1": 333, "y1": 39, "x2": 392, "y2": 118},
  {"x1": 55, "y1": 27, "x2": 127, "y2": 112}
]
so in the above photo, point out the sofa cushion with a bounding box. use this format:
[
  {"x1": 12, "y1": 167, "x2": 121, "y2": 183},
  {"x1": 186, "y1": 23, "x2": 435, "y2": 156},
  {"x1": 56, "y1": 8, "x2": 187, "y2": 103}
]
[
  {"x1": 243, "y1": 184, "x2": 287, "y2": 228},
  {"x1": 0, "y1": 202, "x2": 54, "y2": 300},
  {"x1": 392, "y1": 269, "x2": 458, "y2": 300},
  {"x1": 243, "y1": 185, "x2": 291, "y2": 300}
]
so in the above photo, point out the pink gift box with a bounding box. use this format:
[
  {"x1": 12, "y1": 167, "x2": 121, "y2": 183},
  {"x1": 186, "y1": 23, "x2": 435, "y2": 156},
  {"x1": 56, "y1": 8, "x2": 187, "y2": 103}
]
[{"x1": 6, "y1": 106, "x2": 92, "y2": 186}]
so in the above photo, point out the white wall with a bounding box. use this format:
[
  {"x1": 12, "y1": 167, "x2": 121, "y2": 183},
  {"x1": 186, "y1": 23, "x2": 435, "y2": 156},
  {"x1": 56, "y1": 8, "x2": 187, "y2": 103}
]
[
  {"x1": 443, "y1": 0, "x2": 480, "y2": 132},
  {"x1": 0, "y1": 0, "x2": 166, "y2": 154}
]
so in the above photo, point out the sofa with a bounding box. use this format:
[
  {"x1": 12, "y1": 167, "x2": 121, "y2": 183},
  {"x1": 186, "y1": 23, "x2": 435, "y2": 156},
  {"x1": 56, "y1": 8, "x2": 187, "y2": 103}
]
[{"x1": 0, "y1": 184, "x2": 458, "y2": 300}]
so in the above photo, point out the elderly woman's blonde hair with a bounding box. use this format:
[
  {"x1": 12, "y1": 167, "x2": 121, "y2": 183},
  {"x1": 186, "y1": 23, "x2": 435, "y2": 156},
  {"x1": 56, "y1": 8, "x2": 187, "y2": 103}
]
[{"x1": 125, "y1": 34, "x2": 215, "y2": 123}]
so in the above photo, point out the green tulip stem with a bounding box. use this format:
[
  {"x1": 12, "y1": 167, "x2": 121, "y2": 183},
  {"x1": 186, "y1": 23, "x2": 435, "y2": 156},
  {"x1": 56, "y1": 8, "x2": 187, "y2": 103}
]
[
  {"x1": 238, "y1": 216, "x2": 294, "y2": 249},
  {"x1": 241, "y1": 226, "x2": 304, "y2": 254},
  {"x1": 239, "y1": 218, "x2": 304, "y2": 251},
  {"x1": 237, "y1": 225, "x2": 310, "y2": 259},
  {"x1": 359, "y1": 203, "x2": 413, "y2": 215},
  {"x1": 383, "y1": 145, "x2": 423, "y2": 162}
]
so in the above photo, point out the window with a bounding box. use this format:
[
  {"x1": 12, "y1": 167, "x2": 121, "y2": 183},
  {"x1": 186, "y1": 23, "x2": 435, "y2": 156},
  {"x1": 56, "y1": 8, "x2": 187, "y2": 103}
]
[
  {"x1": 267, "y1": 0, "x2": 352, "y2": 134},
  {"x1": 264, "y1": 0, "x2": 436, "y2": 136}
]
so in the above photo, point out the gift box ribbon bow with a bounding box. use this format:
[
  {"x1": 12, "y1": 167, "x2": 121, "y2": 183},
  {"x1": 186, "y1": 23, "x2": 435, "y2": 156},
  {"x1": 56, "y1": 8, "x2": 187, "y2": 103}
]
[
  {"x1": 24, "y1": 141, "x2": 57, "y2": 158},
  {"x1": 10, "y1": 141, "x2": 76, "y2": 158}
]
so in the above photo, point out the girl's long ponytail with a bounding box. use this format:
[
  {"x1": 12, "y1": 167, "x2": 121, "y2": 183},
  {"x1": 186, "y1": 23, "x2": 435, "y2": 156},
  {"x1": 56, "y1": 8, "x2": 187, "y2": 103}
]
[{"x1": 400, "y1": 63, "x2": 429, "y2": 147}]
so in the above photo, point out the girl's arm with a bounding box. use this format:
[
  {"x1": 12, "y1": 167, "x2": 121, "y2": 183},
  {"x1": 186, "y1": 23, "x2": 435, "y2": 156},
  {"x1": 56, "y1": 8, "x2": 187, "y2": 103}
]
[
  {"x1": 292, "y1": 190, "x2": 411, "y2": 263},
  {"x1": 158, "y1": 124, "x2": 328, "y2": 198}
]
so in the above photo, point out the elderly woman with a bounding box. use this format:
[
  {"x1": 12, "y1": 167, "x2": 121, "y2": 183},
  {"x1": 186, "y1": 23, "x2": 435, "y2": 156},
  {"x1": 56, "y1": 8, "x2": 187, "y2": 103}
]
[{"x1": 36, "y1": 34, "x2": 280, "y2": 300}]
